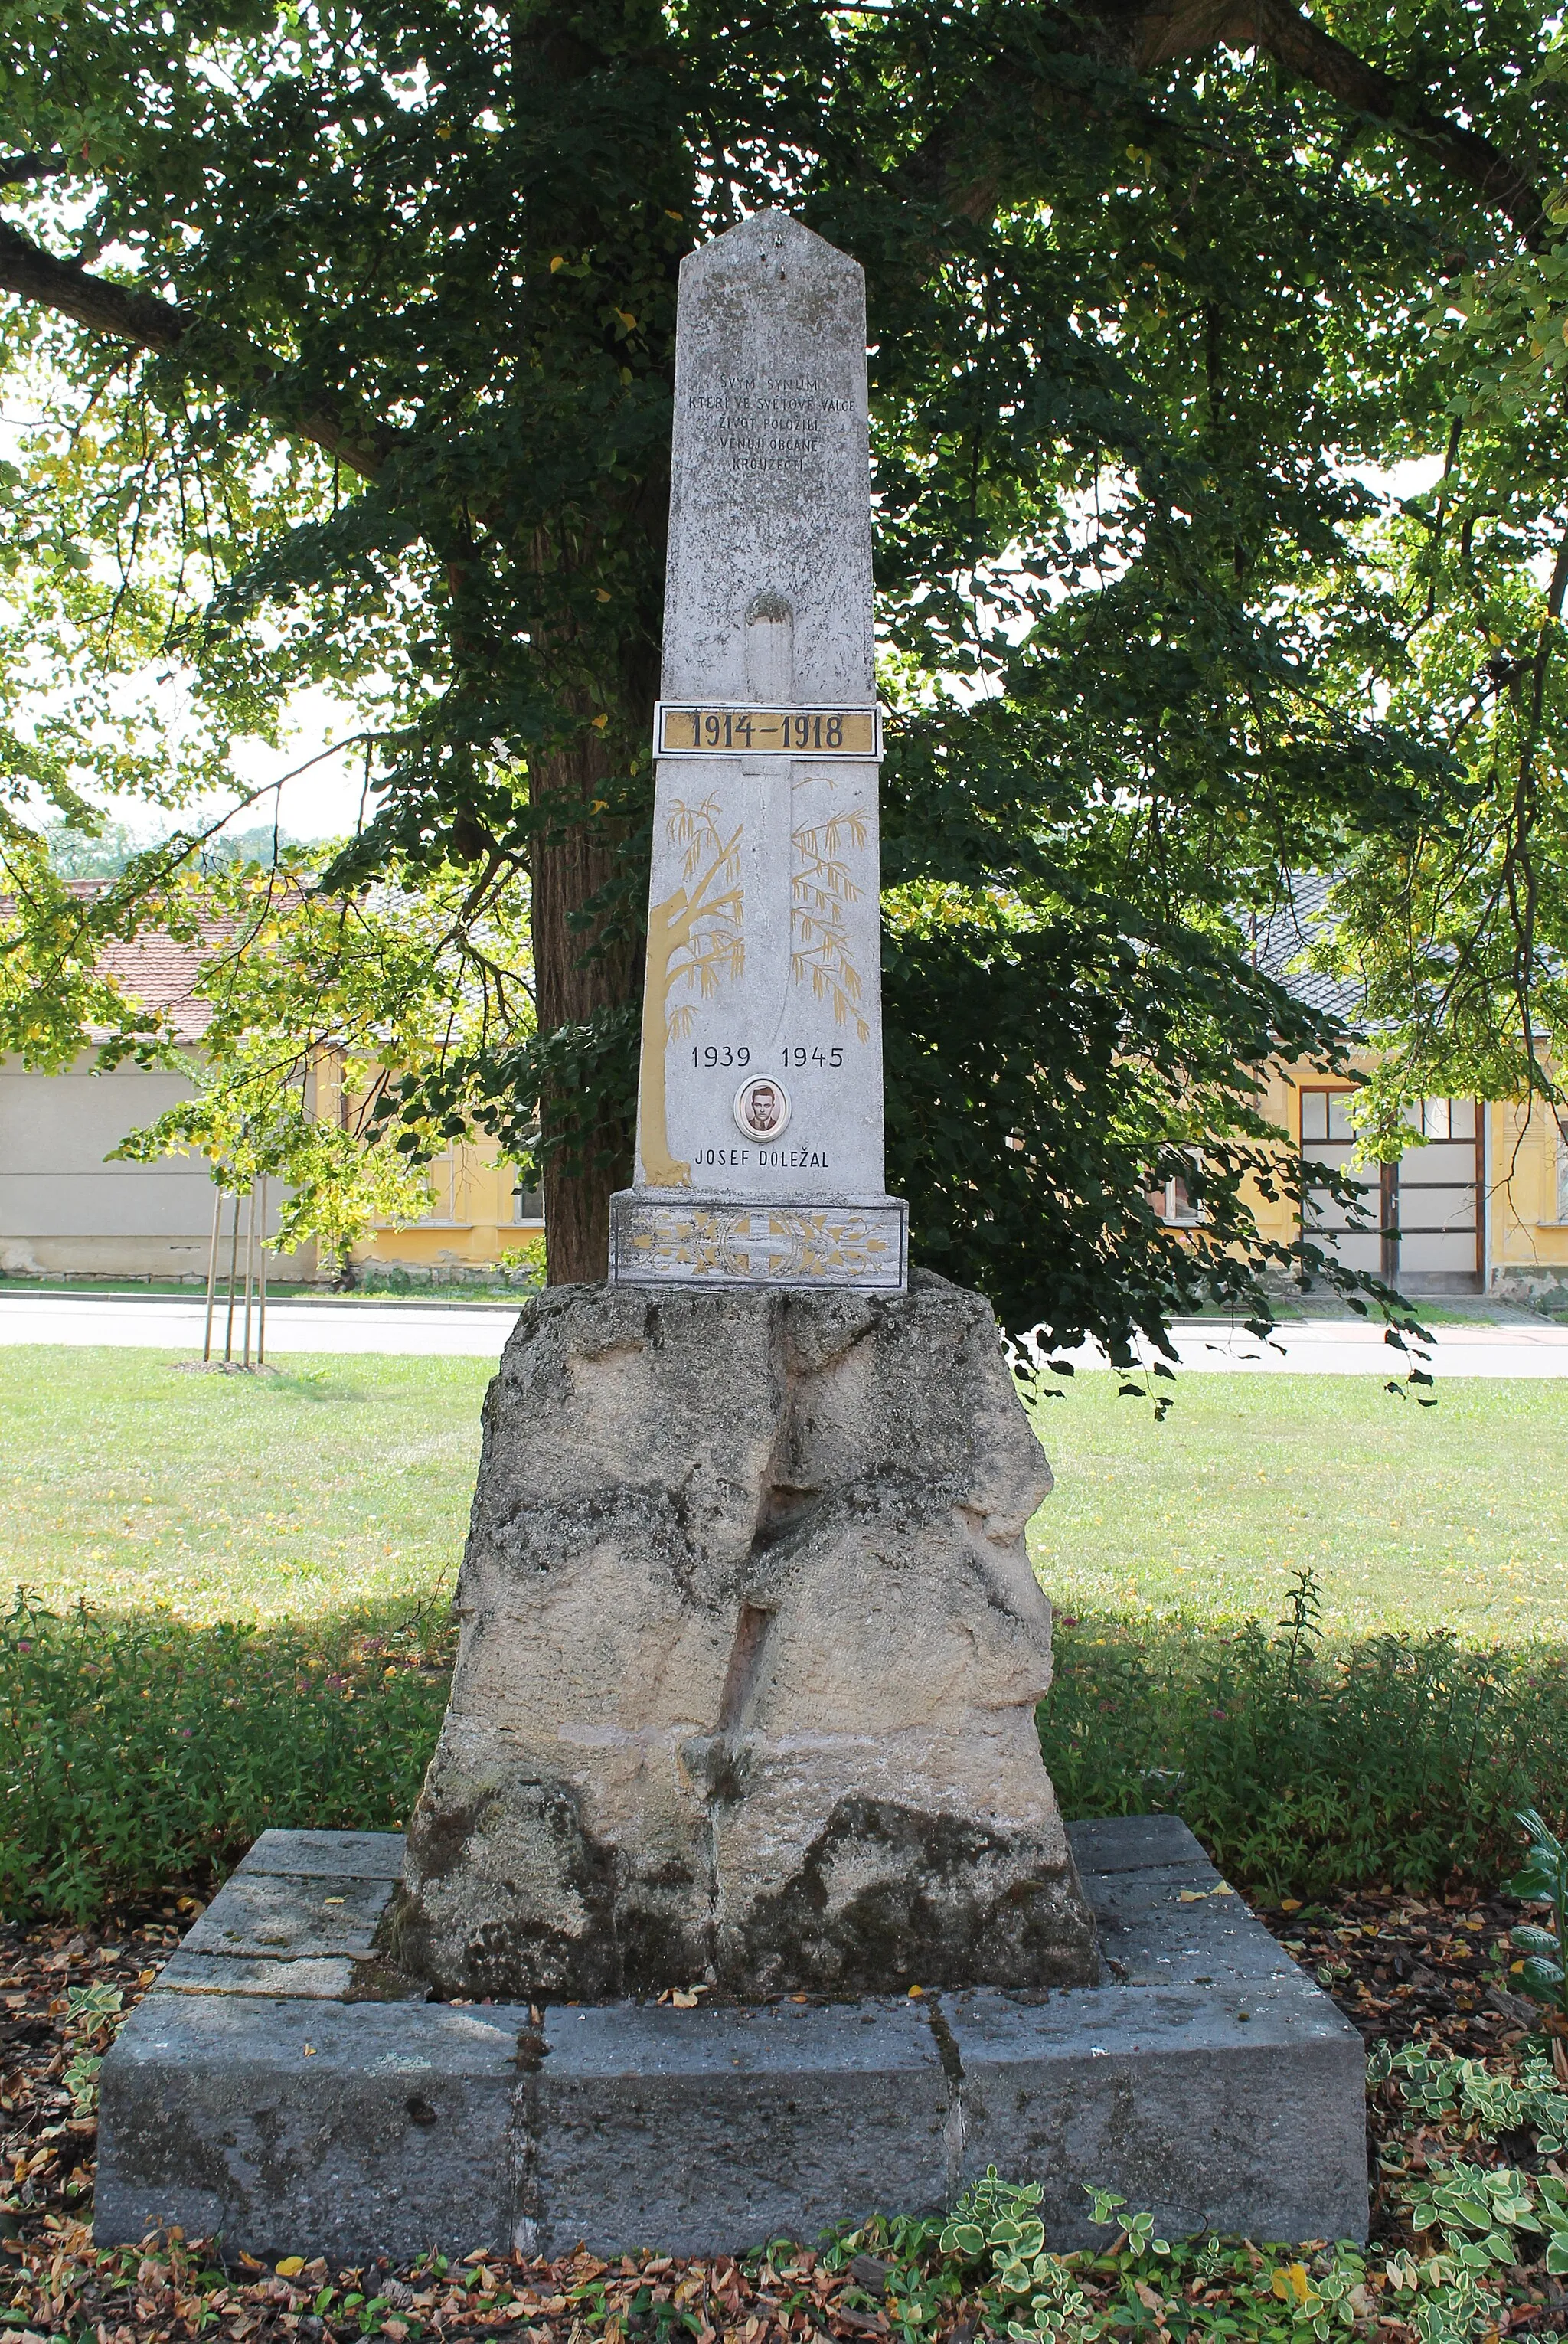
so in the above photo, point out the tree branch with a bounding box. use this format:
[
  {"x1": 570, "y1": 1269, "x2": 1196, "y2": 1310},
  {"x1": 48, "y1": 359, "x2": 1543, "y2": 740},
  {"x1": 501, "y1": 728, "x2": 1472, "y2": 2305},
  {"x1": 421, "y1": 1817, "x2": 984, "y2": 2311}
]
[
  {"x1": 0, "y1": 153, "x2": 66, "y2": 185},
  {"x1": 899, "y1": 0, "x2": 1546, "y2": 273},
  {"x1": 0, "y1": 217, "x2": 390, "y2": 476},
  {"x1": 1127, "y1": 0, "x2": 1546, "y2": 241},
  {"x1": 0, "y1": 218, "x2": 187, "y2": 349}
]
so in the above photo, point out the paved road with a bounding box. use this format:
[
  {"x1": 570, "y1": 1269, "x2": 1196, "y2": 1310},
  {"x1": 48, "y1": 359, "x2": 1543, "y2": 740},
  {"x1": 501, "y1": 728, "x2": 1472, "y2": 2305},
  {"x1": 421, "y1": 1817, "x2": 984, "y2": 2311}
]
[
  {"x1": 4, "y1": 1290, "x2": 1568, "y2": 1375},
  {"x1": 0, "y1": 1291, "x2": 518, "y2": 1358},
  {"x1": 1076, "y1": 1316, "x2": 1568, "y2": 1379}
]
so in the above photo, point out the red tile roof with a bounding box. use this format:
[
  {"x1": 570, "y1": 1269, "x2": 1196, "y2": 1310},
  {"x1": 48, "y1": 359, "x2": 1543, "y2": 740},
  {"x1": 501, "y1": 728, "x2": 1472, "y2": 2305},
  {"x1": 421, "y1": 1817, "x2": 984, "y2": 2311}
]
[
  {"x1": 2, "y1": 881, "x2": 243, "y2": 1045},
  {"x1": 96, "y1": 931, "x2": 220, "y2": 1042}
]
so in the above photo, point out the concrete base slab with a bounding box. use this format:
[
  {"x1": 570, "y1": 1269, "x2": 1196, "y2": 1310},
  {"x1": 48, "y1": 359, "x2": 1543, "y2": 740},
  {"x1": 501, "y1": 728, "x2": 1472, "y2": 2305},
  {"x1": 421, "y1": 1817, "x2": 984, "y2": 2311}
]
[{"x1": 96, "y1": 1816, "x2": 1367, "y2": 2261}]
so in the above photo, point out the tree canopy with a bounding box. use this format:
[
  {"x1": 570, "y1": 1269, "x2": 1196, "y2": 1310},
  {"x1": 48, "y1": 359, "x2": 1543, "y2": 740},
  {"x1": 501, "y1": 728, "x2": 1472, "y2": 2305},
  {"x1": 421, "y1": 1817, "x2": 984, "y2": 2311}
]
[{"x1": 2, "y1": 0, "x2": 1565, "y2": 1355}]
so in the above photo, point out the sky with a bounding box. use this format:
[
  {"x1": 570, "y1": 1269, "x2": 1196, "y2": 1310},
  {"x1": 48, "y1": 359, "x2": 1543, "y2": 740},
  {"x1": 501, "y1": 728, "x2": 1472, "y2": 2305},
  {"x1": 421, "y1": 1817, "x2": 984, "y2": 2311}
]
[{"x1": 221, "y1": 685, "x2": 380, "y2": 845}]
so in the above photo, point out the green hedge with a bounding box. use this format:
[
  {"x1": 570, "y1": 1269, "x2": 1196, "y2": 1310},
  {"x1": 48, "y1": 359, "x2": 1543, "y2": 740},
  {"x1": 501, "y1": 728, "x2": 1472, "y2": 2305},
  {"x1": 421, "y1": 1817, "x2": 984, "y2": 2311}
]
[
  {"x1": 0, "y1": 1592, "x2": 452, "y2": 1922},
  {"x1": 1041, "y1": 1574, "x2": 1568, "y2": 1899},
  {"x1": 5, "y1": 1572, "x2": 1566, "y2": 1921}
]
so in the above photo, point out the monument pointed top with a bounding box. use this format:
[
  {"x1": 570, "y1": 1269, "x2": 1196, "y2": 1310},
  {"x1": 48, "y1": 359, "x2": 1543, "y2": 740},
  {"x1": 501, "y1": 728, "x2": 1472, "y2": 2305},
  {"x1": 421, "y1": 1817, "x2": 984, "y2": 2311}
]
[{"x1": 683, "y1": 208, "x2": 863, "y2": 277}]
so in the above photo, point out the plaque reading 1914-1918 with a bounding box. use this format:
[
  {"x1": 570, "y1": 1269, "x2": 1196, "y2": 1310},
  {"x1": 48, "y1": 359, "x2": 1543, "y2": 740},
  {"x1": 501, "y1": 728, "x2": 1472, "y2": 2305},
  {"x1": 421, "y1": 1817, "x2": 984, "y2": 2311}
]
[{"x1": 609, "y1": 208, "x2": 909, "y2": 1290}]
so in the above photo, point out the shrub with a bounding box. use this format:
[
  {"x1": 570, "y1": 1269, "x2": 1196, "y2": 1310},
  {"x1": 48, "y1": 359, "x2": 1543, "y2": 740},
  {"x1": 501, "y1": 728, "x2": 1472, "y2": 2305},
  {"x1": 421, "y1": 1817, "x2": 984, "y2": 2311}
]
[
  {"x1": 9, "y1": 1564, "x2": 1568, "y2": 1925},
  {"x1": 0, "y1": 1591, "x2": 452, "y2": 1923},
  {"x1": 1041, "y1": 1570, "x2": 1568, "y2": 1899}
]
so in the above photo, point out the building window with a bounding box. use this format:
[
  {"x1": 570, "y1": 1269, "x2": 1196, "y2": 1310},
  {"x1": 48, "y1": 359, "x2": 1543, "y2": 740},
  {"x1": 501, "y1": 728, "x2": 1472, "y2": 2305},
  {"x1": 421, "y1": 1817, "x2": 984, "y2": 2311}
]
[
  {"x1": 512, "y1": 1182, "x2": 544, "y2": 1224},
  {"x1": 1410, "y1": 1097, "x2": 1476, "y2": 1141},
  {"x1": 1148, "y1": 1159, "x2": 1206, "y2": 1225},
  {"x1": 1301, "y1": 1091, "x2": 1475, "y2": 1146},
  {"x1": 1300, "y1": 1089, "x2": 1356, "y2": 1143},
  {"x1": 415, "y1": 1152, "x2": 469, "y2": 1228}
]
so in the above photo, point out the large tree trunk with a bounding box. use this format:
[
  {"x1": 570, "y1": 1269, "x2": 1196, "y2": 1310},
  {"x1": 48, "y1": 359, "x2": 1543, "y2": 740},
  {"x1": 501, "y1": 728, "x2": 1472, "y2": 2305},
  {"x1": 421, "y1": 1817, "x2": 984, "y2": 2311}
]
[
  {"x1": 524, "y1": 490, "x2": 662, "y2": 1286},
  {"x1": 530, "y1": 726, "x2": 644, "y2": 1286}
]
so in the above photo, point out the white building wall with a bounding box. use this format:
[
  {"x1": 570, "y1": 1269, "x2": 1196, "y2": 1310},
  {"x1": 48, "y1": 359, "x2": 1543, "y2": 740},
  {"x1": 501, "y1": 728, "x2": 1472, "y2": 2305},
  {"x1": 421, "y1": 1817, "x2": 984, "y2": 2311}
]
[{"x1": 0, "y1": 1057, "x2": 309, "y2": 1280}]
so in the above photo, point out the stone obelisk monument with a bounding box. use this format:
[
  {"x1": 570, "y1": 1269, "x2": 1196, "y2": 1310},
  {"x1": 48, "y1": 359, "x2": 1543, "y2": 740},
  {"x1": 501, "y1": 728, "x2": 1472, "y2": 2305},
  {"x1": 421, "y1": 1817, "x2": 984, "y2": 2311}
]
[
  {"x1": 609, "y1": 209, "x2": 906, "y2": 1288},
  {"x1": 390, "y1": 211, "x2": 1098, "y2": 2001},
  {"x1": 98, "y1": 211, "x2": 1370, "y2": 2269}
]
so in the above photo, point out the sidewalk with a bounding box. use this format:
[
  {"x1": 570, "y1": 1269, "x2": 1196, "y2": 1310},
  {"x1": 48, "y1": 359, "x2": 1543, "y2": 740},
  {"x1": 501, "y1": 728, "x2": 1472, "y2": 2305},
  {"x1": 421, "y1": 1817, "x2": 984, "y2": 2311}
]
[{"x1": 1141, "y1": 1316, "x2": 1568, "y2": 1378}]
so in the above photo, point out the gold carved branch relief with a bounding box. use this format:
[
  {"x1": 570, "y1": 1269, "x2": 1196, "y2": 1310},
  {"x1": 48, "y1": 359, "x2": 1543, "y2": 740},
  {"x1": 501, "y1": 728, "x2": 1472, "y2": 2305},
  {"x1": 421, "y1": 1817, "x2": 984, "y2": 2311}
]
[{"x1": 638, "y1": 798, "x2": 745, "y2": 1188}]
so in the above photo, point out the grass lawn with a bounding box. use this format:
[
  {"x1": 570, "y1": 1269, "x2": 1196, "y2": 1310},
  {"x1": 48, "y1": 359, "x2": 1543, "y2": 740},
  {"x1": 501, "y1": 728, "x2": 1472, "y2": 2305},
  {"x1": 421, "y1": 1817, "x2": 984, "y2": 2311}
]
[
  {"x1": 8, "y1": 1343, "x2": 1568, "y2": 1917},
  {"x1": 0, "y1": 1346, "x2": 491, "y2": 1623},
  {"x1": 8, "y1": 1345, "x2": 1568, "y2": 1650},
  {"x1": 1027, "y1": 1370, "x2": 1568, "y2": 1645}
]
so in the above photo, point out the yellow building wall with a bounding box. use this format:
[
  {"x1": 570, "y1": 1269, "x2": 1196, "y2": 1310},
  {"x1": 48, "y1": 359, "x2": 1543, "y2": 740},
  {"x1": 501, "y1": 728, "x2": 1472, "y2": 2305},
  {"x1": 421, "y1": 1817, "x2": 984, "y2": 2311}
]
[
  {"x1": 322, "y1": 1051, "x2": 1568, "y2": 1297},
  {"x1": 1488, "y1": 1097, "x2": 1568, "y2": 1293},
  {"x1": 354, "y1": 1137, "x2": 542, "y2": 1277},
  {"x1": 1239, "y1": 1058, "x2": 1568, "y2": 1298},
  {"x1": 309, "y1": 1054, "x2": 543, "y2": 1285},
  {"x1": 1240, "y1": 1062, "x2": 1308, "y2": 1254}
]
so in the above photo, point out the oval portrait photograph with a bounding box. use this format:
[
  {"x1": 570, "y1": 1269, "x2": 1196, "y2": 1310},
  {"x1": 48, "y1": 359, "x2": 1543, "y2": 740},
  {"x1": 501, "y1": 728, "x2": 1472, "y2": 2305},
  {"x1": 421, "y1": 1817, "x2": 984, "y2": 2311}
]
[{"x1": 733, "y1": 1075, "x2": 792, "y2": 1140}]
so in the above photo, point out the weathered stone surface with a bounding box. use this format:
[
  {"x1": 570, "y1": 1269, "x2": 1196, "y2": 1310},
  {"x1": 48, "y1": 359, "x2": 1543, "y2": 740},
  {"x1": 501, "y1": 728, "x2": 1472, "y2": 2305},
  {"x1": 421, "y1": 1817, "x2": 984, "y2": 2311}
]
[
  {"x1": 235, "y1": 1828, "x2": 406, "y2": 1880},
  {"x1": 946, "y1": 1822, "x2": 1369, "y2": 2248},
  {"x1": 533, "y1": 1998, "x2": 952, "y2": 2254},
  {"x1": 97, "y1": 1995, "x2": 522, "y2": 2261},
  {"x1": 388, "y1": 1269, "x2": 1098, "y2": 2001},
  {"x1": 96, "y1": 1819, "x2": 1367, "y2": 2260},
  {"x1": 948, "y1": 1979, "x2": 1368, "y2": 2250},
  {"x1": 156, "y1": 1950, "x2": 361, "y2": 1999},
  {"x1": 181, "y1": 1872, "x2": 392, "y2": 1961},
  {"x1": 1091, "y1": 1866, "x2": 1298, "y2": 1989},
  {"x1": 1065, "y1": 1814, "x2": 1200, "y2": 1875}
]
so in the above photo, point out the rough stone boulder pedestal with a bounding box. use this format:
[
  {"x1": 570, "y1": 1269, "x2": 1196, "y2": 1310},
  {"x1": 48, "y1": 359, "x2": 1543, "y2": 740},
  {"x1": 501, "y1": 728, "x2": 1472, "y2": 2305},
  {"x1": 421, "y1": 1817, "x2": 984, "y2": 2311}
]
[{"x1": 387, "y1": 1269, "x2": 1099, "y2": 2000}]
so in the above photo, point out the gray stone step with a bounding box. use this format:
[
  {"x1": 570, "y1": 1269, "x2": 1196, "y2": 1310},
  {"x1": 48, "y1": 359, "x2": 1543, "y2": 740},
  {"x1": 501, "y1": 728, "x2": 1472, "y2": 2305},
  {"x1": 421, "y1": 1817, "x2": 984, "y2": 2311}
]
[{"x1": 96, "y1": 1817, "x2": 1367, "y2": 2261}]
